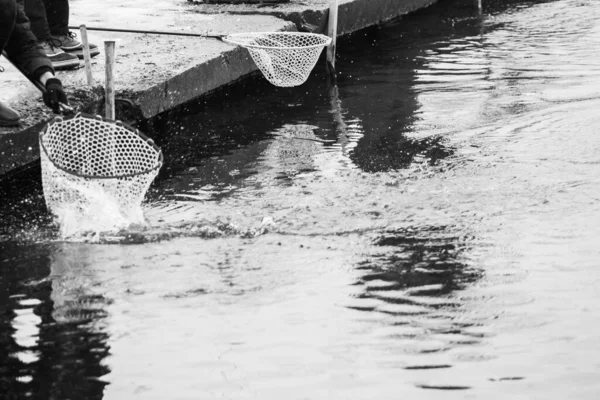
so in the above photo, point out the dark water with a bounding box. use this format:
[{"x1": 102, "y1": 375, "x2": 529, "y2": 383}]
[{"x1": 3, "y1": 0, "x2": 600, "y2": 398}]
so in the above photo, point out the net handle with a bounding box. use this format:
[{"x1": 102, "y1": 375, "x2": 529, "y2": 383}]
[
  {"x1": 39, "y1": 113, "x2": 164, "y2": 180},
  {"x1": 67, "y1": 25, "x2": 226, "y2": 40}
]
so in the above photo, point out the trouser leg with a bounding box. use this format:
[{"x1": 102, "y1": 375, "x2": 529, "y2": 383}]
[
  {"x1": 0, "y1": 0, "x2": 18, "y2": 56},
  {"x1": 44, "y1": 0, "x2": 69, "y2": 36},
  {"x1": 0, "y1": 0, "x2": 18, "y2": 54},
  {"x1": 24, "y1": 0, "x2": 52, "y2": 41}
]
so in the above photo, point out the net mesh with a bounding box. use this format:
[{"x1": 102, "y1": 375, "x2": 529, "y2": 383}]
[
  {"x1": 223, "y1": 32, "x2": 332, "y2": 87},
  {"x1": 39, "y1": 114, "x2": 162, "y2": 225}
]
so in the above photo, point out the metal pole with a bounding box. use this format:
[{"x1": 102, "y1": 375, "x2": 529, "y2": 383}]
[
  {"x1": 327, "y1": 0, "x2": 339, "y2": 71},
  {"x1": 104, "y1": 41, "x2": 116, "y2": 120},
  {"x1": 80, "y1": 25, "x2": 94, "y2": 86}
]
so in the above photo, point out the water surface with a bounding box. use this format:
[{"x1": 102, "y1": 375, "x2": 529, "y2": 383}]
[{"x1": 2, "y1": 0, "x2": 600, "y2": 398}]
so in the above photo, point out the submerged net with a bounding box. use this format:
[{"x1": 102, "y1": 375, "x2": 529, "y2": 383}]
[
  {"x1": 39, "y1": 114, "x2": 163, "y2": 234},
  {"x1": 223, "y1": 32, "x2": 332, "y2": 87}
]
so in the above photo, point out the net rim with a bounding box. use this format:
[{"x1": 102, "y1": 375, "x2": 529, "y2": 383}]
[
  {"x1": 222, "y1": 32, "x2": 332, "y2": 50},
  {"x1": 39, "y1": 113, "x2": 164, "y2": 180}
]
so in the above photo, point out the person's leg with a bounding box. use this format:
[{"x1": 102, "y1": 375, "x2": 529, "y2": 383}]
[
  {"x1": 44, "y1": 0, "x2": 100, "y2": 59},
  {"x1": 21, "y1": 0, "x2": 79, "y2": 70},
  {"x1": 24, "y1": 0, "x2": 52, "y2": 42},
  {"x1": 0, "y1": 0, "x2": 18, "y2": 53},
  {"x1": 43, "y1": 0, "x2": 69, "y2": 36},
  {"x1": 0, "y1": 0, "x2": 22, "y2": 126}
]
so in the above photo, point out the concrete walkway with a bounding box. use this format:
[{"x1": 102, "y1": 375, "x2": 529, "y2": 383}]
[{"x1": 0, "y1": 0, "x2": 437, "y2": 178}]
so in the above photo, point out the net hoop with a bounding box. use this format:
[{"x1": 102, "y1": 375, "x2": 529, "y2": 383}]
[
  {"x1": 222, "y1": 32, "x2": 332, "y2": 87},
  {"x1": 222, "y1": 32, "x2": 332, "y2": 50},
  {"x1": 39, "y1": 113, "x2": 163, "y2": 180}
]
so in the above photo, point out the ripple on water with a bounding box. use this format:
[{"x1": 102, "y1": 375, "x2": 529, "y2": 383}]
[
  {"x1": 404, "y1": 364, "x2": 453, "y2": 370},
  {"x1": 416, "y1": 384, "x2": 472, "y2": 390}
]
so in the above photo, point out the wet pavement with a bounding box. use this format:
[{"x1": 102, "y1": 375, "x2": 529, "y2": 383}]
[{"x1": 2, "y1": 0, "x2": 600, "y2": 398}]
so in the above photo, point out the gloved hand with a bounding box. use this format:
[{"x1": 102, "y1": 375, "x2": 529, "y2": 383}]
[{"x1": 43, "y1": 78, "x2": 69, "y2": 113}]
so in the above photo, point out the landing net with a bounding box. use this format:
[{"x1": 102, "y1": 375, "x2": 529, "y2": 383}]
[
  {"x1": 223, "y1": 32, "x2": 332, "y2": 87},
  {"x1": 39, "y1": 114, "x2": 163, "y2": 231}
]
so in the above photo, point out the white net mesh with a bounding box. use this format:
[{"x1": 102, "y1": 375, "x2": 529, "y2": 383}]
[
  {"x1": 223, "y1": 32, "x2": 332, "y2": 87},
  {"x1": 39, "y1": 114, "x2": 163, "y2": 230}
]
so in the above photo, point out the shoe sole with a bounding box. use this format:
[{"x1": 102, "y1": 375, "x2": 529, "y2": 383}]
[
  {"x1": 66, "y1": 48, "x2": 100, "y2": 59},
  {"x1": 52, "y1": 59, "x2": 81, "y2": 70},
  {"x1": 60, "y1": 44, "x2": 82, "y2": 51}
]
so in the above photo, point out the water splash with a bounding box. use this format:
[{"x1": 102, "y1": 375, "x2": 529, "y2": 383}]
[{"x1": 49, "y1": 178, "x2": 146, "y2": 240}]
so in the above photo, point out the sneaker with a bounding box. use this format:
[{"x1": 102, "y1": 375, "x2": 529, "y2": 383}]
[
  {"x1": 52, "y1": 32, "x2": 100, "y2": 60},
  {"x1": 0, "y1": 100, "x2": 20, "y2": 127},
  {"x1": 40, "y1": 40, "x2": 80, "y2": 70}
]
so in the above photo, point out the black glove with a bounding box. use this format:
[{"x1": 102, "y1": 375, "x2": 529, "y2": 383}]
[{"x1": 43, "y1": 78, "x2": 69, "y2": 114}]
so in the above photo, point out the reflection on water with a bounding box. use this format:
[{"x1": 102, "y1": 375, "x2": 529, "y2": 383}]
[
  {"x1": 359, "y1": 227, "x2": 480, "y2": 300},
  {"x1": 2, "y1": 0, "x2": 600, "y2": 398},
  {"x1": 0, "y1": 242, "x2": 110, "y2": 399},
  {"x1": 347, "y1": 226, "x2": 484, "y2": 377}
]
